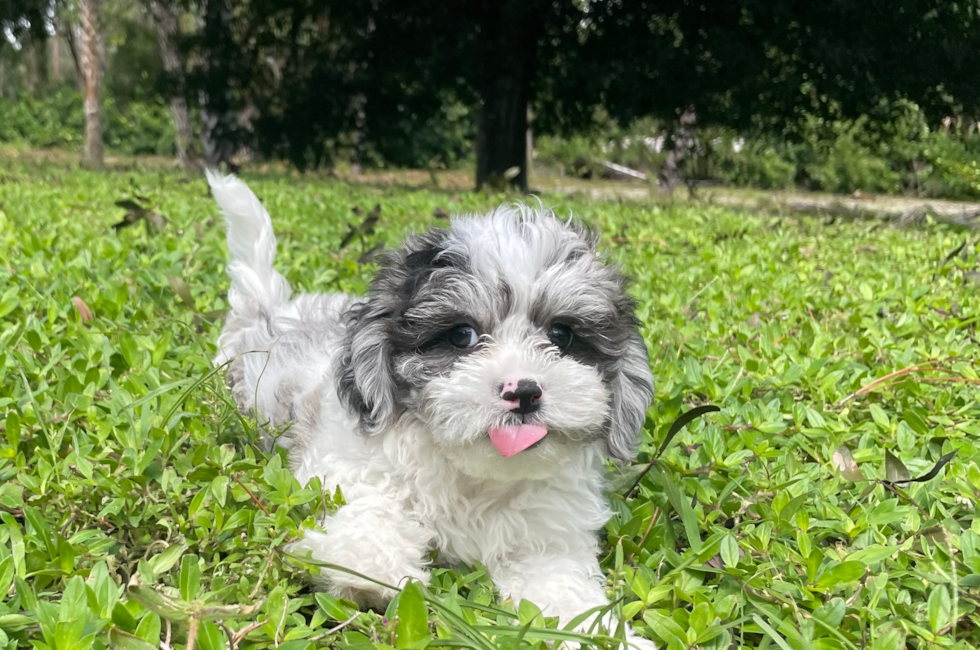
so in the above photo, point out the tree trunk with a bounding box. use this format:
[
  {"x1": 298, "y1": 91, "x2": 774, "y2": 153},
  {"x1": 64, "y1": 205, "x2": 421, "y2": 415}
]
[
  {"x1": 474, "y1": 0, "x2": 545, "y2": 192},
  {"x1": 64, "y1": 20, "x2": 84, "y2": 89},
  {"x1": 349, "y1": 93, "x2": 367, "y2": 174},
  {"x1": 79, "y1": 0, "x2": 104, "y2": 169},
  {"x1": 25, "y1": 31, "x2": 51, "y2": 96},
  {"x1": 52, "y1": 35, "x2": 61, "y2": 83},
  {"x1": 525, "y1": 104, "x2": 533, "y2": 185},
  {"x1": 197, "y1": 0, "x2": 237, "y2": 168},
  {"x1": 658, "y1": 107, "x2": 697, "y2": 194},
  {"x1": 150, "y1": 1, "x2": 198, "y2": 169},
  {"x1": 25, "y1": 41, "x2": 37, "y2": 96},
  {"x1": 34, "y1": 32, "x2": 50, "y2": 91}
]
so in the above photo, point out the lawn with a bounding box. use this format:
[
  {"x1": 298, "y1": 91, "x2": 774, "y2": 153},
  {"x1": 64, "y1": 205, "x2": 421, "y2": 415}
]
[{"x1": 0, "y1": 157, "x2": 978, "y2": 650}]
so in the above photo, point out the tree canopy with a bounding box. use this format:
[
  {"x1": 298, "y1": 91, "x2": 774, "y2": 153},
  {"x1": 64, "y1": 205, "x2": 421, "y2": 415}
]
[
  {"x1": 3, "y1": 0, "x2": 979, "y2": 188},
  {"x1": 183, "y1": 0, "x2": 980, "y2": 186}
]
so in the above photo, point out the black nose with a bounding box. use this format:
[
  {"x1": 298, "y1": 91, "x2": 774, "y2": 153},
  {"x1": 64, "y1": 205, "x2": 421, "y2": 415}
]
[{"x1": 501, "y1": 379, "x2": 543, "y2": 415}]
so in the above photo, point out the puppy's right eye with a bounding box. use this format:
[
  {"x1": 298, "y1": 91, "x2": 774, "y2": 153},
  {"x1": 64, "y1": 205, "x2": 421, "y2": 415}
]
[{"x1": 446, "y1": 324, "x2": 479, "y2": 349}]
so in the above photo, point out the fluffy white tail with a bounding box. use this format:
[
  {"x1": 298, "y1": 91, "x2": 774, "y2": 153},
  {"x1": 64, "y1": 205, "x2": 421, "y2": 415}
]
[{"x1": 206, "y1": 170, "x2": 292, "y2": 312}]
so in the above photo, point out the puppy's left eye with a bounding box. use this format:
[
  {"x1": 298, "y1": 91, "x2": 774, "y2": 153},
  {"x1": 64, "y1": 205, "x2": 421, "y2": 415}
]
[
  {"x1": 447, "y1": 324, "x2": 479, "y2": 349},
  {"x1": 549, "y1": 323, "x2": 573, "y2": 350}
]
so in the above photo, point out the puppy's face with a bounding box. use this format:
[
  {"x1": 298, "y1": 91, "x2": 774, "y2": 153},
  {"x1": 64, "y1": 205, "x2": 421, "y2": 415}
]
[{"x1": 336, "y1": 205, "x2": 653, "y2": 480}]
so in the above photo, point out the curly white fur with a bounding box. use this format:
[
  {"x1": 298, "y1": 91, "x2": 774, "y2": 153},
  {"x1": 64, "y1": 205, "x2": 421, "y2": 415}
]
[{"x1": 209, "y1": 172, "x2": 656, "y2": 649}]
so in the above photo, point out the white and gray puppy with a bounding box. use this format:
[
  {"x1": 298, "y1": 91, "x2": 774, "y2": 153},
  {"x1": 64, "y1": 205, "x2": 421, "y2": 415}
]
[{"x1": 208, "y1": 172, "x2": 655, "y2": 647}]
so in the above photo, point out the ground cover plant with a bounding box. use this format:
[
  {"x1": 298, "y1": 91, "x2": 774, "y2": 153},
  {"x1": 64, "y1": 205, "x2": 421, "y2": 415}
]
[{"x1": 0, "y1": 156, "x2": 979, "y2": 650}]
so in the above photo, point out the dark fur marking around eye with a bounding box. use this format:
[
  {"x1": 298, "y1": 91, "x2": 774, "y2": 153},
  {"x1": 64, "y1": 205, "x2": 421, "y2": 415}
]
[
  {"x1": 413, "y1": 318, "x2": 481, "y2": 352},
  {"x1": 551, "y1": 323, "x2": 620, "y2": 372},
  {"x1": 532, "y1": 286, "x2": 640, "y2": 374},
  {"x1": 363, "y1": 230, "x2": 486, "y2": 362},
  {"x1": 338, "y1": 229, "x2": 469, "y2": 431}
]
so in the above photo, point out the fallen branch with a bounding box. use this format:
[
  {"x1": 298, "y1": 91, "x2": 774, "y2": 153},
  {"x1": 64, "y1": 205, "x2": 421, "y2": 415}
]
[
  {"x1": 837, "y1": 361, "x2": 941, "y2": 405},
  {"x1": 595, "y1": 159, "x2": 648, "y2": 181}
]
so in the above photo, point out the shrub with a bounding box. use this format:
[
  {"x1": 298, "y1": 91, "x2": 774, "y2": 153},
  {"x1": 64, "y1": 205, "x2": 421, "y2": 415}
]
[
  {"x1": 0, "y1": 85, "x2": 176, "y2": 156},
  {"x1": 0, "y1": 86, "x2": 84, "y2": 147},
  {"x1": 536, "y1": 102, "x2": 980, "y2": 199},
  {"x1": 104, "y1": 97, "x2": 176, "y2": 156},
  {"x1": 536, "y1": 118, "x2": 670, "y2": 180},
  {"x1": 535, "y1": 133, "x2": 603, "y2": 177},
  {"x1": 921, "y1": 134, "x2": 980, "y2": 199},
  {"x1": 714, "y1": 137, "x2": 796, "y2": 190},
  {"x1": 789, "y1": 114, "x2": 897, "y2": 194}
]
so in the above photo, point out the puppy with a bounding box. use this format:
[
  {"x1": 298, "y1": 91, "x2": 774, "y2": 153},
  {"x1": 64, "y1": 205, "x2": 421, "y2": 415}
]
[{"x1": 208, "y1": 172, "x2": 655, "y2": 647}]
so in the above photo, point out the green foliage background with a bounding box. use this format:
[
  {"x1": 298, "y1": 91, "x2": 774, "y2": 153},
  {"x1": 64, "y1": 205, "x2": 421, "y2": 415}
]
[
  {"x1": 0, "y1": 86, "x2": 176, "y2": 156},
  {"x1": 0, "y1": 158, "x2": 979, "y2": 649},
  {"x1": 535, "y1": 104, "x2": 980, "y2": 200},
  {"x1": 4, "y1": 85, "x2": 980, "y2": 201}
]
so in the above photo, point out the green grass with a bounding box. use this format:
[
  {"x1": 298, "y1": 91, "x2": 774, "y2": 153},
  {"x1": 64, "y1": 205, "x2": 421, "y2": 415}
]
[{"x1": 1, "y1": 156, "x2": 979, "y2": 650}]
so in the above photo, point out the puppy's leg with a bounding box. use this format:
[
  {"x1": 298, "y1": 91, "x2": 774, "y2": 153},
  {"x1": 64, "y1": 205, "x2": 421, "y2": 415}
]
[
  {"x1": 292, "y1": 493, "x2": 432, "y2": 609},
  {"x1": 490, "y1": 554, "x2": 656, "y2": 650}
]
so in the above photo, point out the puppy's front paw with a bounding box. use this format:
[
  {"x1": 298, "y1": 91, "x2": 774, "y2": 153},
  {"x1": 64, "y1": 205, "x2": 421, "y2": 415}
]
[{"x1": 289, "y1": 529, "x2": 429, "y2": 610}]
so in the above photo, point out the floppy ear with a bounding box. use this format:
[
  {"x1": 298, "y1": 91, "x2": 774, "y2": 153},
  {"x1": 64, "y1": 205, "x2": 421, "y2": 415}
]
[
  {"x1": 334, "y1": 229, "x2": 454, "y2": 434},
  {"x1": 335, "y1": 298, "x2": 399, "y2": 435},
  {"x1": 605, "y1": 331, "x2": 654, "y2": 461}
]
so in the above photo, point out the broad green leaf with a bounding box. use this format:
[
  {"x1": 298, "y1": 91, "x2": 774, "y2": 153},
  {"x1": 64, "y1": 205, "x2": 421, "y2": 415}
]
[
  {"x1": 869, "y1": 628, "x2": 905, "y2": 650},
  {"x1": 263, "y1": 586, "x2": 289, "y2": 641},
  {"x1": 846, "y1": 545, "x2": 898, "y2": 566},
  {"x1": 659, "y1": 469, "x2": 702, "y2": 553},
  {"x1": 815, "y1": 561, "x2": 866, "y2": 589},
  {"x1": 315, "y1": 592, "x2": 358, "y2": 622},
  {"x1": 927, "y1": 585, "x2": 950, "y2": 633},
  {"x1": 688, "y1": 602, "x2": 712, "y2": 634},
  {"x1": 197, "y1": 621, "x2": 226, "y2": 650},
  {"x1": 869, "y1": 404, "x2": 891, "y2": 430},
  {"x1": 61, "y1": 576, "x2": 91, "y2": 622},
  {"x1": 107, "y1": 627, "x2": 158, "y2": 650},
  {"x1": 0, "y1": 558, "x2": 13, "y2": 598},
  {"x1": 148, "y1": 542, "x2": 188, "y2": 579},
  {"x1": 884, "y1": 450, "x2": 911, "y2": 484},
  {"x1": 517, "y1": 599, "x2": 543, "y2": 626},
  {"x1": 643, "y1": 611, "x2": 686, "y2": 646},
  {"x1": 720, "y1": 534, "x2": 739, "y2": 569},
  {"x1": 622, "y1": 600, "x2": 644, "y2": 621},
  {"x1": 134, "y1": 614, "x2": 161, "y2": 644},
  {"x1": 179, "y1": 555, "x2": 202, "y2": 602},
  {"x1": 396, "y1": 581, "x2": 429, "y2": 649},
  {"x1": 111, "y1": 603, "x2": 138, "y2": 633},
  {"x1": 126, "y1": 589, "x2": 189, "y2": 621},
  {"x1": 813, "y1": 598, "x2": 846, "y2": 630}
]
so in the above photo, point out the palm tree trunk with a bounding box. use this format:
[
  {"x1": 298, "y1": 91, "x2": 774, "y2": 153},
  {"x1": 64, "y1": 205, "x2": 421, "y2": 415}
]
[{"x1": 79, "y1": 0, "x2": 104, "y2": 169}]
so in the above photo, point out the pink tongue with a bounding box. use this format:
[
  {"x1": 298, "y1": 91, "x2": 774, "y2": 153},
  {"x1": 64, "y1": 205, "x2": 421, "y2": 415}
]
[{"x1": 488, "y1": 424, "x2": 548, "y2": 457}]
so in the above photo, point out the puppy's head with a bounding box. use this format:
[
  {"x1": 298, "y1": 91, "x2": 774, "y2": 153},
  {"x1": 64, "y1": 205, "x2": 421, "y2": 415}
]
[{"x1": 336, "y1": 204, "x2": 653, "y2": 480}]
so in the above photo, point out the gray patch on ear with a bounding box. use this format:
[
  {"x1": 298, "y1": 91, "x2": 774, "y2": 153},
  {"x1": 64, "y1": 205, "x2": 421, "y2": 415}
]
[
  {"x1": 335, "y1": 229, "x2": 457, "y2": 434},
  {"x1": 335, "y1": 298, "x2": 399, "y2": 435},
  {"x1": 605, "y1": 331, "x2": 654, "y2": 461}
]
